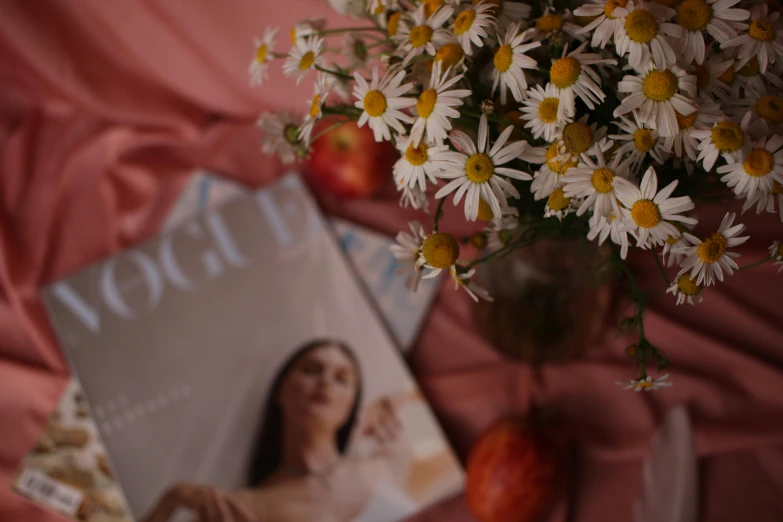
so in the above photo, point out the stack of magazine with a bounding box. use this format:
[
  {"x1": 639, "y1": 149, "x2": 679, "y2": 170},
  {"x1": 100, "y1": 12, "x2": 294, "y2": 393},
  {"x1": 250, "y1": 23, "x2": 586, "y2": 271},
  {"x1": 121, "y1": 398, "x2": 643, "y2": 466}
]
[{"x1": 13, "y1": 173, "x2": 462, "y2": 522}]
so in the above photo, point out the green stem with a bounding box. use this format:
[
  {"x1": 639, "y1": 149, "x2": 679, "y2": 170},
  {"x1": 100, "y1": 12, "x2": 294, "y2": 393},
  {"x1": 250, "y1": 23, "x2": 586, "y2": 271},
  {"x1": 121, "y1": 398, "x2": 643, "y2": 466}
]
[
  {"x1": 318, "y1": 27, "x2": 385, "y2": 36},
  {"x1": 315, "y1": 65, "x2": 354, "y2": 80},
  {"x1": 433, "y1": 197, "x2": 446, "y2": 232},
  {"x1": 737, "y1": 257, "x2": 773, "y2": 272},
  {"x1": 308, "y1": 120, "x2": 348, "y2": 143},
  {"x1": 653, "y1": 248, "x2": 670, "y2": 286}
]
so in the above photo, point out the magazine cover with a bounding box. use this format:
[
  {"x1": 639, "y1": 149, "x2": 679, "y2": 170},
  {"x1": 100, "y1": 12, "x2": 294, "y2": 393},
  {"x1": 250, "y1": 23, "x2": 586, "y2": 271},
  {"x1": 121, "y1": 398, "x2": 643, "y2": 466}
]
[{"x1": 33, "y1": 174, "x2": 462, "y2": 522}]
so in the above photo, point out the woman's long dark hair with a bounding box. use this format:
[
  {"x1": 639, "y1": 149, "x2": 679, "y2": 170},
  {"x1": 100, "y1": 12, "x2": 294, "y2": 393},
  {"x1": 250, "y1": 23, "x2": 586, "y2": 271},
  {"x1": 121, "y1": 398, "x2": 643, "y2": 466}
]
[{"x1": 248, "y1": 339, "x2": 362, "y2": 486}]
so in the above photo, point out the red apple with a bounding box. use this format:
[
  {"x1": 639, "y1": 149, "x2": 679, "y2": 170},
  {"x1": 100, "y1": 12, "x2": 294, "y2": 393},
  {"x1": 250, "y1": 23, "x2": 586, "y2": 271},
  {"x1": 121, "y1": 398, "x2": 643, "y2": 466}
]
[
  {"x1": 303, "y1": 118, "x2": 397, "y2": 199},
  {"x1": 466, "y1": 416, "x2": 563, "y2": 522}
]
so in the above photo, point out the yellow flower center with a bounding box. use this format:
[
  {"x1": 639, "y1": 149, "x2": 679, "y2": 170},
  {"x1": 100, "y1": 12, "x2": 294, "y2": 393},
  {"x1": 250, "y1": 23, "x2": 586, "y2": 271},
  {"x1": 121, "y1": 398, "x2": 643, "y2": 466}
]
[
  {"x1": 256, "y1": 44, "x2": 269, "y2": 64},
  {"x1": 574, "y1": 14, "x2": 600, "y2": 26},
  {"x1": 777, "y1": 242, "x2": 783, "y2": 257},
  {"x1": 405, "y1": 142, "x2": 429, "y2": 166},
  {"x1": 697, "y1": 232, "x2": 727, "y2": 263},
  {"x1": 676, "y1": 274, "x2": 702, "y2": 295},
  {"x1": 417, "y1": 89, "x2": 438, "y2": 119},
  {"x1": 547, "y1": 187, "x2": 571, "y2": 211},
  {"x1": 625, "y1": 9, "x2": 659, "y2": 43},
  {"x1": 634, "y1": 128, "x2": 655, "y2": 151},
  {"x1": 424, "y1": 0, "x2": 444, "y2": 18},
  {"x1": 677, "y1": 0, "x2": 712, "y2": 31},
  {"x1": 755, "y1": 95, "x2": 783, "y2": 124},
  {"x1": 388, "y1": 12, "x2": 402, "y2": 37},
  {"x1": 299, "y1": 51, "x2": 315, "y2": 71},
  {"x1": 545, "y1": 143, "x2": 578, "y2": 174},
  {"x1": 470, "y1": 232, "x2": 487, "y2": 248},
  {"x1": 631, "y1": 199, "x2": 662, "y2": 228},
  {"x1": 538, "y1": 98, "x2": 560, "y2": 123},
  {"x1": 592, "y1": 168, "x2": 615, "y2": 193},
  {"x1": 744, "y1": 148, "x2": 773, "y2": 177},
  {"x1": 710, "y1": 121, "x2": 744, "y2": 152},
  {"x1": 718, "y1": 64, "x2": 735, "y2": 84},
  {"x1": 493, "y1": 44, "x2": 514, "y2": 73},
  {"x1": 774, "y1": 181, "x2": 783, "y2": 195},
  {"x1": 454, "y1": 9, "x2": 477, "y2": 35},
  {"x1": 537, "y1": 14, "x2": 564, "y2": 32},
  {"x1": 562, "y1": 121, "x2": 594, "y2": 155},
  {"x1": 284, "y1": 124, "x2": 300, "y2": 145},
  {"x1": 409, "y1": 25, "x2": 434, "y2": 48},
  {"x1": 738, "y1": 57, "x2": 760, "y2": 77},
  {"x1": 373, "y1": 2, "x2": 385, "y2": 15},
  {"x1": 465, "y1": 153, "x2": 494, "y2": 183},
  {"x1": 635, "y1": 380, "x2": 657, "y2": 389},
  {"x1": 749, "y1": 19, "x2": 775, "y2": 42},
  {"x1": 675, "y1": 110, "x2": 698, "y2": 130},
  {"x1": 435, "y1": 43, "x2": 464, "y2": 69},
  {"x1": 422, "y1": 233, "x2": 460, "y2": 268},
  {"x1": 290, "y1": 27, "x2": 298, "y2": 44},
  {"x1": 309, "y1": 94, "x2": 322, "y2": 119},
  {"x1": 363, "y1": 90, "x2": 388, "y2": 117},
  {"x1": 643, "y1": 70, "x2": 678, "y2": 101},
  {"x1": 477, "y1": 198, "x2": 494, "y2": 221},
  {"x1": 604, "y1": 0, "x2": 629, "y2": 19},
  {"x1": 550, "y1": 57, "x2": 582, "y2": 89},
  {"x1": 666, "y1": 234, "x2": 681, "y2": 245}
]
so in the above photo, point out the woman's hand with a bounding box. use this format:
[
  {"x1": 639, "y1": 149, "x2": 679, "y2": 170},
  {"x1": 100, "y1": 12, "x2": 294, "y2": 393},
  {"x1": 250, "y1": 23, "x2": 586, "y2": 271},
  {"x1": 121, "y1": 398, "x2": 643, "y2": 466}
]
[
  {"x1": 358, "y1": 396, "x2": 404, "y2": 447},
  {"x1": 142, "y1": 482, "x2": 256, "y2": 522}
]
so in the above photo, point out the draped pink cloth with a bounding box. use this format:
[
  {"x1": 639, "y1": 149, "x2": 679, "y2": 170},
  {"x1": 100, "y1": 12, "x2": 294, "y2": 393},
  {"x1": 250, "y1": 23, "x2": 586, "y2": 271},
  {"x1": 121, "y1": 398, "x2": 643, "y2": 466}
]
[{"x1": 1, "y1": 1, "x2": 783, "y2": 521}]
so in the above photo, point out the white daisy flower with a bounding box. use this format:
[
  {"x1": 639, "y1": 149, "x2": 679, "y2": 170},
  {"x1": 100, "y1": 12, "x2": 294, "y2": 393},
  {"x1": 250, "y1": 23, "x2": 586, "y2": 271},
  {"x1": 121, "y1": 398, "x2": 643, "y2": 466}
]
[
  {"x1": 673, "y1": 0, "x2": 749, "y2": 64},
  {"x1": 452, "y1": 1, "x2": 497, "y2": 56},
  {"x1": 491, "y1": 22, "x2": 541, "y2": 104},
  {"x1": 667, "y1": 273, "x2": 705, "y2": 305},
  {"x1": 675, "y1": 212, "x2": 749, "y2": 286},
  {"x1": 718, "y1": 135, "x2": 783, "y2": 199},
  {"x1": 290, "y1": 19, "x2": 325, "y2": 44},
  {"x1": 248, "y1": 28, "x2": 277, "y2": 87},
  {"x1": 544, "y1": 187, "x2": 578, "y2": 221},
  {"x1": 614, "y1": 1, "x2": 683, "y2": 71},
  {"x1": 367, "y1": 0, "x2": 399, "y2": 16},
  {"x1": 662, "y1": 100, "x2": 724, "y2": 161},
  {"x1": 394, "y1": 4, "x2": 455, "y2": 66},
  {"x1": 574, "y1": 0, "x2": 631, "y2": 49},
  {"x1": 563, "y1": 144, "x2": 634, "y2": 218},
  {"x1": 522, "y1": 141, "x2": 580, "y2": 200},
  {"x1": 519, "y1": 83, "x2": 569, "y2": 142},
  {"x1": 588, "y1": 211, "x2": 635, "y2": 259},
  {"x1": 555, "y1": 116, "x2": 612, "y2": 161},
  {"x1": 450, "y1": 266, "x2": 493, "y2": 302},
  {"x1": 393, "y1": 136, "x2": 451, "y2": 191},
  {"x1": 397, "y1": 182, "x2": 430, "y2": 211},
  {"x1": 548, "y1": 42, "x2": 617, "y2": 118},
  {"x1": 343, "y1": 33, "x2": 368, "y2": 66},
  {"x1": 742, "y1": 181, "x2": 783, "y2": 222},
  {"x1": 662, "y1": 228, "x2": 690, "y2": 267},
  {"x1": 616, "y1": 373, "x2": 673, "y2": 391},
  {"x1": 485, "y1": 211, "x2": 519, "y2": 252},
  {"x1": 410, "y1": 61, "x2": 472, "y2": 146},
  {"x1": 298, "y1": 74, "x2": 333, "y2": 146},
  {"x1": 433, "y1": 41, "x2": 468, "y2": 73},
  {"x1": 416, "y1": 231, "x2": 461, "y2": 279},
  {"x1": 386, "y1": 10, "x2": 409, "y2": 39},
  {"x1": 732, "y1": 56, "x2": 783, "y2": 99},
  {"x1": 532, "y1": 8, "x2": 584, "y2": 42},
  {"x1": 435, "y1": 114, "x2": 532, "y2": 221},
  {"x1": 692, "y1": 54, "x2": 735, "y2": 101},
  {"x1": 390, "y1": 221, "x2": 427, "y2": 291},
  {"x1": 722, "y1": 3, "x2": 783, "y2": 74},
  {"x1": 692, "y1": 116, "x2": 749, "y2": 171},
  {"x1": 283, "y1": 35, "x2": 324, "y2": 85},
  {"x1": 257, "y1": 111, "x2": 303, "y2": 165},
  {"x1": 614, "y1": 63, "x2": 697, "y2": 138},
  {"x1": 477, "y1": 0, "x2": 532, "y2": 32},
  {"x1": 726, "y1": 87, "x2": 783, "y2": 138},
  {"x1": 353, "y1": 67, "x2": 416, "y2": 142},
  {"x1": 610, "y1": 113, "x2": 669, "y2": 171},
  {"x1": 615, "y1": 166, "x2": 698, "y2": 248},
  {"x1": 769, "y1": 240, "x2": 783, "y2": 272}
]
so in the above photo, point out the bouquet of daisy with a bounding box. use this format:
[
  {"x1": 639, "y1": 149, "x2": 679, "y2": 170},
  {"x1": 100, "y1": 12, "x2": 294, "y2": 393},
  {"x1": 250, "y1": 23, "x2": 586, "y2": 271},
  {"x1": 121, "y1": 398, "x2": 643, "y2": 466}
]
[{"x1": 248, "y1": 0, "x2": 783, "y2": 390}]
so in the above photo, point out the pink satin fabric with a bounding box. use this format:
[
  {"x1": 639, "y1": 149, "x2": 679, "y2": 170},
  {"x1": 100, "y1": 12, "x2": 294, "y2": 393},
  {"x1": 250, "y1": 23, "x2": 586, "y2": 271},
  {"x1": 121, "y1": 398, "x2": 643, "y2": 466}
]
[{"x1": 2, "y1": 1, "x2": 783, "y2": 521}]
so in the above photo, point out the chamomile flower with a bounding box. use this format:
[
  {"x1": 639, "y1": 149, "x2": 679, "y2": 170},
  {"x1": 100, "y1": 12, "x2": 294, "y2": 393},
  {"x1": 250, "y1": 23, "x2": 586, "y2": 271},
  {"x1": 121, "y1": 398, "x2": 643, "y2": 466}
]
[
  {"x1": 587, "y1": 211, "x2": 634, "y2": 259},
  {"x1": 417, "y1": 231, "x2": 460, "y2": 279},
  {"x1": 675, "y1": 211, "x2": 749, "y2": 286},
  {"x1": 393, "y1": 136, "x2": 451, "y2": 191},
  {"x1": 616, "y1": 374, "x2": 674, "y2": 391},
  {"x1": 544, "y1": 188, "x2": 578, "y2": 220},
  {"x1": 692, "y1": 55, "x2": 735, "y2": 101},
  {"x1": 485, "y1": 211, "x2": 518, "y2": 252},
  {"x1": 435, "y1": 114, "x2": 531, "y2": 221},
  {"x1": 395, "y1": 4, "x2": 454, "y2": 66},
  {"x1": 692, "y1": 117, "x2": 749, "y2": 171},
  {"x1": 522, "y1": 141, "x2": 580, "y2": 200},
  {"x1": 667, "y1": 274, "x2": 704, "y2": 305},
  {"x1": 662, "y1": 101, "x2": 724, "y2": 161},
  {"x1": 742, "y1": 181, "x2": 783, "y2": 222},
  {"x1": 614, "y1": 62, "x2": 697, "y2": 138},
  {"x1": 368, "y1": 0, "x2": 399, "y2": 16},
  {"x1": 290, "y1": 19, "x2": 325, "y2": 44},
  {"x1": 662, "y1": 229, "x2": 690, "y2": 267},
  {"x1": 257, "y1": 111, "x2": 303, "y2": 165},
  {"x1": 353, "y1": 67, "x2": 416, "y2": 142},
  {"x1": 548, "y1": 43, "x2": 617, "y2": 118},
  {"x1": 732, "y1": 57, "x2": 783, "y2": 99},
  {"x1": 452, "y1": 1, "x2": 497, "y2": 56},
  {"x1": 672, "y1": 0, "x2": 749, "y2": 65},
  {"x1": 610, "y1": 113, "x2": 669, "y2": 171},
  {"x1": 574, "y1": 0, "x2": 632, "y2": 49},
  {"x1": 614, "y1": 1, "x2": 683, "y2": 71},
  {"x1": 283, "y1": 35, "x2": 324, "y2": 85},
  {"x1": 343, "y1": 33, "x2": 369, "y2": 66},
  {"x1": 390, "y1": 221, "x2": 426, "y2": 291},
  {"x1": 397, "y1": 182, "x2": 430, "y2": 211},
  {"x1": 563, "y1": 144, "x2": 634, "y2": 218},
  {"x1": 532, "y1": 8, "x2": 584, "y2": 42},
  {"x1": 615, "y1": 166, "x2": 698, "y2": 248},
  {"x1": 519, "y1": 83, "x2": 569, "y2": 142},
  {"x1": 718, "y1": 135, "x2": 783, "y2": 199},
  {"x1": 433, "y1": 41, "x2": 467, "y2": 73},
  {"x1": 726, "y1": 87, "x2": 783, "y2": 137},
  {"x1": 491, "y1": 22, "x2": 541, "y2": 104},
  {"x1": 386, "y1": 10, "x2": 409, "y2": 39},
  {"x1": 298, "y1": 74, "x2": 332, "y2": 146},
  {"x1": 769, "y1": 240, "x2": 783, "y2": 272},
  {"x1": 722, "y1": 3, "x2": 783, "y2": 74},
  {"x1": 410, "y1": 61, "x2": 472, "y2": 146},
  {"x1": 450, "y1": 266, "x2": 493, "y2": 302},
  {"x1": 248, "y1": 28, "x2": 277, "y2": 87},
  {"x1": 477, "y1": 0, "x2": 532, "y2": 32}
]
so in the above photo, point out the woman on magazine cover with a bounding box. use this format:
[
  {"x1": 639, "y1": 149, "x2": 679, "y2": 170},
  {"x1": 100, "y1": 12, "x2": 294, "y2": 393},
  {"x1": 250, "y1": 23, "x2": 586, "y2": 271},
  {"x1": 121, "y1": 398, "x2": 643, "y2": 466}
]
[{"x1": 142, "y1": 339, "x2": 418, "y2": 522}]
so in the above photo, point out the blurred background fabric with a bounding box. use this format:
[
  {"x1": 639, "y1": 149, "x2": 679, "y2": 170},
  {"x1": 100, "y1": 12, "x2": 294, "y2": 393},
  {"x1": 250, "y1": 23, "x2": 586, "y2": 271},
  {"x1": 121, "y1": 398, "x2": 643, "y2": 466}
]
[{"x1": 1, "y1": 1, "x2": 782, "y2": 521}]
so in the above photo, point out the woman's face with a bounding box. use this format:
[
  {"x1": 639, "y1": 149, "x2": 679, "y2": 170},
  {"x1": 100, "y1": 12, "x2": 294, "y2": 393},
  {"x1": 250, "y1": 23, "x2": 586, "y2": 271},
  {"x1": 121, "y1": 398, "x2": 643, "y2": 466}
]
[{"x1": 277, "y1": 345, "x2": 359, "y2": 433}]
